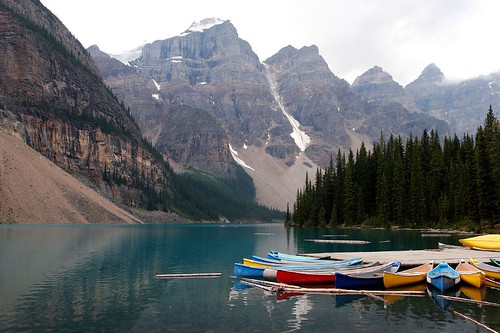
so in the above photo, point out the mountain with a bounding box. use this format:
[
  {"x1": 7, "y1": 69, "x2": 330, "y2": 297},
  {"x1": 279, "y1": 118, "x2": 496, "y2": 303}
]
[
  {"x1": 91, "y1": 19, "x2": 450, "y2": 210},
  {"x1": 0, "y1": 0, "x2": 173, "y2": 223},
  {"x1": 0, "y1": 132, "x2": 143, "y2": 224},
  {"x1": 353, "y1": 64, "x2": 500, "y2": 134}
]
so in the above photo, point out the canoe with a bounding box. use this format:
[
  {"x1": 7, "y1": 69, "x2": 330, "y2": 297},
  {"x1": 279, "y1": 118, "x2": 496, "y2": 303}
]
[
  {"x1": 275, "y1": 262, "x2": 380, "y2": 285},
  {"x1": 233, "y1": 263, "x2": 265, "y2": 278},
  {"x1": 335, "y1": 262, "x2": 401, "y2": 289},
  {"x1": 469, "y1": 258, "x2": 500, "y2": 279},
  {"x1": 383, "y1": 261, "x2": 434, "y2": 288},
  {"x1": 458, "y1": 234, "x2": 500, "y2": 250},
  {"x1": 276, "y1": 269, "x2": 336, "y2": 285},
  {"x1": 253, "y1": 254, "x2": 347, "y2": 266},
  {"x1": 455, "y1": 259, "x2": 485, "y2": 288},
  {"x1": 237, "y1": 257, "x2": 363, "y2": 278},
  {"x1": 243, "y1": 258, "x2": 363, "y2": 269},
  {"x1": 490, "y1": 258, "x2": 500, "y2": 267},
  {"x1": 267, "y1": 251, "x2": 334, "y2": 262},
  {"x1": 437, "y1": 242, "x2": 463, "y2": 250},
  {"x1": 426, "y1": 262, "x2": 460, "y2": 292},
  {"x1": 243, "y1": 257, "x2": 363, "y2": 269},
  {"x1": 263, "y1": 268, "x2": 278, "y2": 281},
  {"x1": 251, "y1": 255, "x2": 306, "y2": 266}
]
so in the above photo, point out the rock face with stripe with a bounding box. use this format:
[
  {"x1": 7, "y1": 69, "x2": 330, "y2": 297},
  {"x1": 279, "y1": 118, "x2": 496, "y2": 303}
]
[{"x1": 0, "y1": 0, "x2": 172, "y2": 211}]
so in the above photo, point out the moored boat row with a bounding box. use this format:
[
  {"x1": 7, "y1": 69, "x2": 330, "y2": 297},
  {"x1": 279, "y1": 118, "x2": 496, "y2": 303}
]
[{"x1": 234, "y1": 251, "x2": 500, "y2": 292}]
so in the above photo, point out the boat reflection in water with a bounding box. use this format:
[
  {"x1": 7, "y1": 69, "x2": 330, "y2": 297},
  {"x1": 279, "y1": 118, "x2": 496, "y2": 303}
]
[
  {"x1": 460, "y1": 284, "x2": 487, "y2": 301},
  {"x1": 427, "y1": 285, "x2": 461, "y2": 310}
]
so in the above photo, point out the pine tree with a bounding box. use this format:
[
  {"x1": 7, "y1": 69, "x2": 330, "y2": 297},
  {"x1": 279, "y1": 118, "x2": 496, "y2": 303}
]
[
  {"x1": 343, "y1": 150, "x2": 356, "y2": 225},
  {"x1": 284, "y1": 203, "x2": 292, "y2": 226}
]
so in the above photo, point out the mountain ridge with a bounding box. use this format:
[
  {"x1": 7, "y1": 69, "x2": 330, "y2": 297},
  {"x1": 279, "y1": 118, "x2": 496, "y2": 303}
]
[
  {"x1": 353, "y1": 63, "x2": 500, "y2": 134},
  {"x1": 91, "y1": 19, "x2": 451, "y2": 210}
]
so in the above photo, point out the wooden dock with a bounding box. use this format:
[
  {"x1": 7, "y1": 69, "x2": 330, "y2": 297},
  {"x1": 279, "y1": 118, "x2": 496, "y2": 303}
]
[{"x1": 306, "y1": 248, "x2": 499, "y2": 266}]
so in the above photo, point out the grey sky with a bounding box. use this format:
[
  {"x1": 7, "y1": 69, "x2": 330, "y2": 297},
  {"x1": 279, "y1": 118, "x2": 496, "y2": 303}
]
[{"x1": 40, "y1": 0, "x2": 500, "y2": 85}]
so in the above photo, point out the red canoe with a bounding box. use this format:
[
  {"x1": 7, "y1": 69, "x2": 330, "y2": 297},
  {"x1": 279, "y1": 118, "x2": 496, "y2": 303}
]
[
  {"x1": 276, "y1": 268, "x2": 337, "y2": 285},
  {"x1": 275, "y1": 262, "x2": 380, "y2": 285}
]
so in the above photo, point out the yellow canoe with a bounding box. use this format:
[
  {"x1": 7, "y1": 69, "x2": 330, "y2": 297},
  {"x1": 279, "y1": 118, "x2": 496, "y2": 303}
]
[
  {"x1": 242, "y1": 258, "x2": 270, "y2": 267},
  {"x1": 459, "y1": 234, "x2": 500, "y2": 250},
  {"x1": 383, "y1": 262, "x2": 434, "y2": 289},
  {"x1": 469, "y1": 258, "x2": 500, "y2": 280},
  {"x1": 456, "y1": 260, "x2": 486, "y2": 288}
]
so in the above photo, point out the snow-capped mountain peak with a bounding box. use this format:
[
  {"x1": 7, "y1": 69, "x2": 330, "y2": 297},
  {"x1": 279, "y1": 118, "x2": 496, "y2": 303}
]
[{"x1": 181, "y1": 18, "x2": 226, "y2": 36}]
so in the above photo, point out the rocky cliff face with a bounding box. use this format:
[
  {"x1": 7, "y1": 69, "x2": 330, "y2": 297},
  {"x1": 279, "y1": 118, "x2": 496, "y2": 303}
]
[
  {"x1": 353, "y1": 63, "x2": 500, "y2": 134},
  {"x1": 0, "y1": 0, "x2": 171, "y2": 210},
  {"x1": 91, "y1": 19, "x2": 449, "y2": 209},
  {"x1": 351, "y1": 66, "x2": 405, "y2": 103},
  {"x1": 88, "y1": 44, "x2": 235, "y2": 176}
]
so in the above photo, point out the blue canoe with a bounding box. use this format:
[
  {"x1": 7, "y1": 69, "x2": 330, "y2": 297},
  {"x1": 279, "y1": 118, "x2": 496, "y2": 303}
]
[
  {"x1": 252, "y1": 255, "x2": 363, "y2": 267},
  {"x1": 234, "y1": 263, "x2": 265, "y2": 278},
  {"x1": 335, "y1": 262, "x2": 401, "y2": 289},
  {"x1": 426, "y1": 262, "x2": 460, "y2": 292},
  {"x1": 267, "y1": 251, "x2": 335, "y2": 262}
]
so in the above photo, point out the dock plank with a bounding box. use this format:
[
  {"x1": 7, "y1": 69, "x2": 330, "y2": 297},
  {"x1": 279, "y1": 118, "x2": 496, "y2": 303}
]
[{"x1": 306, "y1": 248, "x2": 498, "y2": 266}]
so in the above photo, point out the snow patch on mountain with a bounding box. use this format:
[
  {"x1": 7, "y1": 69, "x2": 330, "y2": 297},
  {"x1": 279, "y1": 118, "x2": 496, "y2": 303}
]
[
  {"x1": 152, "y1": 79, "x2": 160, "y2": 91},
  {"x1": 110, "y1": 44, "x2": 144, "y2": 65},
  {"x1": 263, "y1": 63, "x2": 310, "y2": 152},
  {"x1": 180, "y1": 18, "x2": 226, "y2": 36},
  {"x1": 229, "y1": 144, "x2": 255, "y2": 171}
]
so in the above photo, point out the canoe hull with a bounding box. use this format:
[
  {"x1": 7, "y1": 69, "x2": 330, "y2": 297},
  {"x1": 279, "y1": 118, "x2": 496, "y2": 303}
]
[
  {"x1": 459, "y1": 234, "x2": 500, "y2": 250},
  {"x1": 245, "y1": 257, "x2": 363, "y2": 270},
  {"x1": 489, "y1": 258, "x2": 500, "y2": 267},
  {"x1": 268, "y1": 251, "x2": 333, "y2": 262},
  {"x1": 459, "y1": 272, "x2": 486, "y2": 288},
  {"x1": 384, "y1": 271, "x2": 427, "y2": 289},
  {"x1": 470, "y1": 259, "x2": 500, "y2": 280},
  {"x1": 335, "y1": 262, "x2": 401, "y2": 289},
  {"x1": 276, "y1": 269, "x2": 336, "y2": 285},
  {"x1": 427, "y1": 275, "x2": 460, "y2": 292},
  {"x1": 383, "y1": 262, "x2": 433, "y2": 289},
  {"x1": 426, "y1": 262, "x2": 460, "y2": 292},
  {"x1": 456, "y1": 260, "x2": 485, "y2": 288},
  {"x1": 233, "y1": 263, "x2": 264, "y2": 278}
]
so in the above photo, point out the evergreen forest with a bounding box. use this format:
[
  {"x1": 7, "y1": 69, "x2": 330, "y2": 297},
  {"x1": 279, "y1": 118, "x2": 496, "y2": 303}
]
[{"x1": 285, "y1": 107, "x2": 500, "y2": 231}]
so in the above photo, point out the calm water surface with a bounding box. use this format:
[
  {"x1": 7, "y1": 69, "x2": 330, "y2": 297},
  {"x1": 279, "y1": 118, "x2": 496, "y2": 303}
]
[{"x1": 0, "y1": 224, "x2": 498, "y2": 332}]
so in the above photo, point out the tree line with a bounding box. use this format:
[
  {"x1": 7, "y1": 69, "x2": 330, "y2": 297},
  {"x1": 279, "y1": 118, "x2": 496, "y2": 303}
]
[{"x1": 285, "y1": 107, "x2": 500, "y2": 231}]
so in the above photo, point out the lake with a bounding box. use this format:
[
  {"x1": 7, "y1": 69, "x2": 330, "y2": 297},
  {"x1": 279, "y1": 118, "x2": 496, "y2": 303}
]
[{"x1": 0, "y1": 223, "x2": 498, "y2": 332}]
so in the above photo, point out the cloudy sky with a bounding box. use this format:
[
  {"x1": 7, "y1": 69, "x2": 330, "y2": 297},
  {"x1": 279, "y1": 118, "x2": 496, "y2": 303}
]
[{"x1": 40, "y1": 0, "x2": 500, "y2": 86}]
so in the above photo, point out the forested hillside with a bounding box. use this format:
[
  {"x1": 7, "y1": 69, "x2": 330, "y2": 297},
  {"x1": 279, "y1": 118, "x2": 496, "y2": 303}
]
[{"x1": 286, "y1": 107, "x2": 500, "y2": 231}]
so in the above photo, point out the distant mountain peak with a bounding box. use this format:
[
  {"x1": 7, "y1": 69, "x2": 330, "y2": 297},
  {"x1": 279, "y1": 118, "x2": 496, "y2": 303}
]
[
  {"x1": 181, "y1": 18, "x2": 227, "y2": 36},
  {"x1": 351, "y1": 65, "x2": 404, "y2": 102},
  {"x1": 367, "y1": 65, "x2": 384, "y2": 73},
  {"x1": 352, "y1": 65, "x2": 396, "y2": 85},
  {"x1": 418, "y1": 63, "x2": 445, "y2": 82}
]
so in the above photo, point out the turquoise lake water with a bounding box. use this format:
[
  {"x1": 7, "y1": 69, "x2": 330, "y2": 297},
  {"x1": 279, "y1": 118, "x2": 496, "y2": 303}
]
[{"x1": 0, "y1": 223, "x2": 498, "y2": 332}]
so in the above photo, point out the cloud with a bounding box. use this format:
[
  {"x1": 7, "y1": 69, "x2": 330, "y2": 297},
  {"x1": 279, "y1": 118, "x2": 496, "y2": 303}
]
[{"x1": 41, "y1": 0, "x2": 500, "y2": 86}]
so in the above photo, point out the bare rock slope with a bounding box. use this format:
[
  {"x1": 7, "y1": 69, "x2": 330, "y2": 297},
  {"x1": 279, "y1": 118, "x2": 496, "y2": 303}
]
[{"x1": 0, "y1": 132, "x2": 142, "y2": 224}]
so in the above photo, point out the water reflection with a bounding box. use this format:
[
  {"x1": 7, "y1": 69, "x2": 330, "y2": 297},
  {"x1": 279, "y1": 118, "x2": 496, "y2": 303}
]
[
  {"x1": 286, "y1": 295, "x2": 312, "y2": 332},
  {"x1": 1, "y1": 224, "x2": 499, "y2": 332}
]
